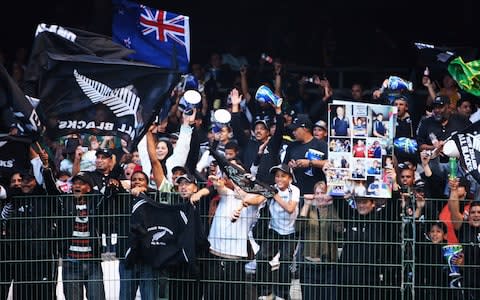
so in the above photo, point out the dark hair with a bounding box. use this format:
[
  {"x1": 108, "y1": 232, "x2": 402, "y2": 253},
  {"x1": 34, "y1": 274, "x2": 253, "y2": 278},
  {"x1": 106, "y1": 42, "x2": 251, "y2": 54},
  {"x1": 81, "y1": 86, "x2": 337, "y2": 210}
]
[
  {"x1": 469, "y1": 201, "x2": 480, "y2": 212},
  {"x1": 130, "y1": 170, "x2": 149, "y2": 185},
  {"x1": 225, "y1": 141, "x2": 239, "y2": 152},
  {"x1": 430, "y1": 221, "x2": 447, "y2": 234}
]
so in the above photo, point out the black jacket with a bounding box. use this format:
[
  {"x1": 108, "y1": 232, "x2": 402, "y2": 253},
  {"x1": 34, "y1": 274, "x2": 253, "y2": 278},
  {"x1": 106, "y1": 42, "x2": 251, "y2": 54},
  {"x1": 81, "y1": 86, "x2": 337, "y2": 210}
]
[{"x1": 125, "y1": 194, "x2": 209, "y2": 271}]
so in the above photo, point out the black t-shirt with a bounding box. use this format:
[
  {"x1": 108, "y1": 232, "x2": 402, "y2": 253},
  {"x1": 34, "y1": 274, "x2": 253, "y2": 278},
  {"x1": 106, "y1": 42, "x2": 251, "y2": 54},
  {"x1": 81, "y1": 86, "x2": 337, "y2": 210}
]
[
  {"x1": 456, "y1": 224, "x2": 480, "y2": 290},
  {"x1": 284, "y1": 138, "x2": 328, "y2": 194}
]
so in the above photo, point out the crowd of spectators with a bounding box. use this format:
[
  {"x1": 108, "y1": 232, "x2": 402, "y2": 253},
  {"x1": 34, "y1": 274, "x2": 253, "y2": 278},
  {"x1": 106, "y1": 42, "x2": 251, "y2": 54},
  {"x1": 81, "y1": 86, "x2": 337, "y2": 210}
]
[{"x1": 1, "y1": 45, "x2": 480, "y2": 300}]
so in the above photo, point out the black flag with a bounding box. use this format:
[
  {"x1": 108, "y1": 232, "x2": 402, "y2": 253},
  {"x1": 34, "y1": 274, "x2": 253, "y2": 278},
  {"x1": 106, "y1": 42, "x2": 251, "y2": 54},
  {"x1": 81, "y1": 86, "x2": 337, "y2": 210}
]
[
  {"x1": 450, "y1": 121, "x2": 480, "y2": 184},
  {"x1": 209, "y1": 149, "x2": 275, "y2": 198},
  {"x1": 0, "y1": 64, "x2": 42, "y2": 137},
  {"x1": 24, "y1": 23, "x2": 135, "y2": 96},
  {"x1": 36, "y1": 53, "x2": 178, "y2": 151}
]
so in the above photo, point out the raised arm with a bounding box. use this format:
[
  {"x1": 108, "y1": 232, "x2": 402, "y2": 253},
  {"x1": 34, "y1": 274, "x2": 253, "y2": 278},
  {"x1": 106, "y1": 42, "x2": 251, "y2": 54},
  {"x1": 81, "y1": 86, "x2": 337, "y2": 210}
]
[
  {"x1": 146, "y1": 124, "x2": 165, "y2": 188},
  {"x1": 448, "y1": 178, "x2": 464, "y2": 230}
]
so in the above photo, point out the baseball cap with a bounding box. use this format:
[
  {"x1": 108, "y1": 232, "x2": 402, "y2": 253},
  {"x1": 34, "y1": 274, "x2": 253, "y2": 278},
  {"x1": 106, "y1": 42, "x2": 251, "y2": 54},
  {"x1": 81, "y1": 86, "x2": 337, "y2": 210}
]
[
  {"x1": 254, "y1": 119, "x2": 270, "y2": 130},
  {"x1": 269, "y1": 163, "x2": 294, "y2": 178},
  {"x1": 96, "y1": 148, "x2": 113, "y2": 158},
  {"x1": 72, "y1": 171, "x2": 94, "y2": 188},
  {"x1": 172, "y1": 166, "x2": 187, "y2": 174},
  {"x1": 313, "y1": 120, "x2": 328, "y2": 131},
  {"x1": 288, "y1": 114, "x2": 313, "y2": 131},
  {"x1": 175, "y1": 173, "x2": 197, "y2": 185},
  {"x1": 414, "y1": 179, "x2": 426, "y2": 192},
  {"x1": 432, "y1": 95, "x2": 450, "y2": 106},
  {"x1": 394, "y1": 95, "x2": 409, "y2": 103},
  {"x1": 283, "y1": 108, "x2": 297, "y2": 118}
]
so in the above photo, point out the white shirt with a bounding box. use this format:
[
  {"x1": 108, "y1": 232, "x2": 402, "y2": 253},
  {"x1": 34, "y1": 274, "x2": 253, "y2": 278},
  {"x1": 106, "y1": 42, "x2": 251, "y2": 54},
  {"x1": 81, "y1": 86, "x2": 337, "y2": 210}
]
[
  {"x1": 269, "y1": 184, "x2": 300, "y2": 235},
  {"x1": 208, "y1": 188, "x2": 258, "y2": 258}
]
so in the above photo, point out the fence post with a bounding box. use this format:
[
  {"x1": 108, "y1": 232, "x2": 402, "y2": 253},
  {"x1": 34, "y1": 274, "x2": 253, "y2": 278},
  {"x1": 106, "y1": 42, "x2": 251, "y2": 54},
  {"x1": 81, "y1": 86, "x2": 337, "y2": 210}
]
[{"x1": 401, "y1": 187, "x2": 415, "y2": 299}]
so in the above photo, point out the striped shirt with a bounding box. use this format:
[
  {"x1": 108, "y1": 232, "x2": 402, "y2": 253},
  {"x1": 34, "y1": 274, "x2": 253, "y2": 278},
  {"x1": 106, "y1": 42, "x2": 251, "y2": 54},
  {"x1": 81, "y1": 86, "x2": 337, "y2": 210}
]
[{"x1": 67, "y1": 199, "x2": 92, "y2": 259}]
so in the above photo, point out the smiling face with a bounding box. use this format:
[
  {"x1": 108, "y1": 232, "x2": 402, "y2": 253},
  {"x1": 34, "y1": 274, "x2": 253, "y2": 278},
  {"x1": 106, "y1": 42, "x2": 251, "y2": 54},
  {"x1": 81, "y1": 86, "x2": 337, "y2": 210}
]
[
  {"x1": 355, "y1": 198, "x2": 375, "y2": 215},
  {"x1": 95, "y1": 154, "x2": 112, "y2": 173},
  {"x1": 177, "y1": 179, "x2": 197, "y2": 199},
  {"x1": 468, "y1": 204, "x2": 480, "y2": 228},
  {"x1": 254, "y1": 123, "x2": 269, "y2": 142},
  {"x1": 156, "y1": 140, "x2": 169, "y2": 160},
  {"x1": 274, "y1": 170, "x2": 292, "y2": 190},
  {"x1": 130, "y1": 172, "x2": 148, "y2": 189},
  {"x1": 428, "y1": 224, "x2": 446, "y2": 243}
]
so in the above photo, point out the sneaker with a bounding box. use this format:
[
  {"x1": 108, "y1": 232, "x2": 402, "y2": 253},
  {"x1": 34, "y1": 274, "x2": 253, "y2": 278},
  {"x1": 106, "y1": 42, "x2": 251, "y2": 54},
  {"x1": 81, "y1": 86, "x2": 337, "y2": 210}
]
[
  {"x1": 245, "y1": 259, "x2": 257, "y2": 274},
  {"x1": 258, "y1": 293, "x2": 275, "y2": 300}
]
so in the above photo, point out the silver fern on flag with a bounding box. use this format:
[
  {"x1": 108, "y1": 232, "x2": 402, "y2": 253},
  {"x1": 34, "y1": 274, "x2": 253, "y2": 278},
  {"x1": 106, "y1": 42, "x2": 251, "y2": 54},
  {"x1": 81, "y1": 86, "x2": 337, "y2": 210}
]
[{"x1": 73, "y1": 69, "x2": 140, "y2": 127}]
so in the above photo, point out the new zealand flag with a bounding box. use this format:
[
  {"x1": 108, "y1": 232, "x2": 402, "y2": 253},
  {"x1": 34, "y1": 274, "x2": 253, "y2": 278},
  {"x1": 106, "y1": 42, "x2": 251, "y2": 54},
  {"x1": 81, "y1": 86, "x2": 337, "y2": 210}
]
[
  {"x1": 112, "y1": 0, "x2": 190, "y2": 72},
  {"x1": 36, "y1": 53, "x2": 178, "y2": 151}
]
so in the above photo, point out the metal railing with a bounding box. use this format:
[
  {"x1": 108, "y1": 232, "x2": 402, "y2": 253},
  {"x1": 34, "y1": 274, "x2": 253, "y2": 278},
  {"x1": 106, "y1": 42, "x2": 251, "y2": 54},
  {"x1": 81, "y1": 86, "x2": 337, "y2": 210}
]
[{"x1": 0, "y1": 193, "x2": 477, "y2": 300}]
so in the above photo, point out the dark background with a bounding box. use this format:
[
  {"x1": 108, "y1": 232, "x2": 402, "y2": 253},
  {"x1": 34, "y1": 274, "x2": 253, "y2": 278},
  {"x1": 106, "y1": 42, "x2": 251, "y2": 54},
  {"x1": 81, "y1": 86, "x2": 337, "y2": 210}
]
[{"x1": 1, "y1": 0, "x2": 479, "y2": 69}]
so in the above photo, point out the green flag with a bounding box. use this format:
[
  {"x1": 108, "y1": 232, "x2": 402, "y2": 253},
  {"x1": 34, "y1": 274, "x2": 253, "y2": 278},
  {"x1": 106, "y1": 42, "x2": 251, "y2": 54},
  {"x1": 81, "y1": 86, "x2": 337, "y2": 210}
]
[{"x1": 448, "y1": 56, "x2": 480, "y2": 96}]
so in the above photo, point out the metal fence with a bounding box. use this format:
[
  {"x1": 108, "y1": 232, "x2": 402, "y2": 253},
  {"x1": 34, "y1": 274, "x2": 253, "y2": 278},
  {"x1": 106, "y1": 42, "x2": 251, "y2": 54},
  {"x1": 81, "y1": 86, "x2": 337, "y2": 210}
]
[{"x1": 0, "y1": 193, "x2": 477, "y2": 300}]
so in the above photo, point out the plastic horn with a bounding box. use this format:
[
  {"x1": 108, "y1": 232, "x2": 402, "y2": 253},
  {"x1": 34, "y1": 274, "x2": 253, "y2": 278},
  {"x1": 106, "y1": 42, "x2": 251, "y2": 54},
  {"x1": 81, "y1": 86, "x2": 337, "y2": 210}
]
[
  {"x1": 178, "y1": 90, "x2": 201, "y2": 115},
  {"x1": 212, "y1": 109, "x2": 232, "y2": 133},
  {"x1": 255, "y1": 85, "x2": 283, "y2": 108},
  {"x1": 387, "y1": 76, "x2": 414, "y2": 91}
]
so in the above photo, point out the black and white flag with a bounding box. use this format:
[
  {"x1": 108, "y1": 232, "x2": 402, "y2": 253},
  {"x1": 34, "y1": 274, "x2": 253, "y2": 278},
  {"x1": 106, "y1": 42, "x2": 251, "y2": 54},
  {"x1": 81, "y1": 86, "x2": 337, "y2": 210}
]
[
  {"x1": 209, "y1": 149, "x2": 275, "y2": 198},
  {"x1": 25, "y1": 23, "x2": 135, "y2": 96},
  {"x1": 36, "y1": 53, "x2": 178, "y2": 151},
  {"x1": 0, "y1": 64, "x2": 42, "y2": 137},
  {"x1": 450, "y1": 121, "x2": 480, "y2": 184}
]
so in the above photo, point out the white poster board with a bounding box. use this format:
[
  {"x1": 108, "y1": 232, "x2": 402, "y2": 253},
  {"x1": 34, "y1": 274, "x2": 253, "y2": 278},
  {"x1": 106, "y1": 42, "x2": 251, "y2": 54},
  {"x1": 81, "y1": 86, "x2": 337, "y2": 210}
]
[{"x1": 327, "y1": 100, "x2": 397, "y2": 198}]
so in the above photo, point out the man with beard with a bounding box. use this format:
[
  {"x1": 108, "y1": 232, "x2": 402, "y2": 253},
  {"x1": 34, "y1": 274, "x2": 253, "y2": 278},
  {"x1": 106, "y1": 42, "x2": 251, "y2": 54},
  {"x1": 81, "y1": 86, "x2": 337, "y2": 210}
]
[{"x1": 416, "y1": 95, "x2": 471, "y2": 164}]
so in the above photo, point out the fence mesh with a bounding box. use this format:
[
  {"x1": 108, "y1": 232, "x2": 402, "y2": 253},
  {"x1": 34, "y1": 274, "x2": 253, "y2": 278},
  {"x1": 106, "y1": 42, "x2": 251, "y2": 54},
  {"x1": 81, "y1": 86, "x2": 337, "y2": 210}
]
[{"x1": 0, "y1": 193, "x2": 477, "y2": 300}]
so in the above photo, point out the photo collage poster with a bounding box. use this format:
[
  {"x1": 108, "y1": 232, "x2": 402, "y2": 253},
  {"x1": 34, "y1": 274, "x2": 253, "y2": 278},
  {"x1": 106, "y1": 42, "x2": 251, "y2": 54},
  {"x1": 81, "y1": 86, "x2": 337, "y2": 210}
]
[{"x1": 327, "y1": 100, "x2": 397, "y2": 198}]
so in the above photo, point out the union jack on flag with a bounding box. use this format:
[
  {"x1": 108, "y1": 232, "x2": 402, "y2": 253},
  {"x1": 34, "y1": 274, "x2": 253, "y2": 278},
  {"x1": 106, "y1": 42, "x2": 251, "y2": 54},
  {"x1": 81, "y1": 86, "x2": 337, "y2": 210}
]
[
  {"x1": 112, "y1": 0, "x2": 190, "y2": 72},
  {"x1": 140, "y1": 7, "x2": 187, "y2": 47}
]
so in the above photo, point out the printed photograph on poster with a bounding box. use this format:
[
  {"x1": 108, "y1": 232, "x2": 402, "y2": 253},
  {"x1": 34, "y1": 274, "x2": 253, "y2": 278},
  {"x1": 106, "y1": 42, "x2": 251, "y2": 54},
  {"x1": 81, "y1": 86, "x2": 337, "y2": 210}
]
[
  {"x1": 353, "y1": 104, "x2": 368, "y2": 117},
  {"x1": 328, "y1": 184, "x2": 346, "y2": 197},
  {"x1": 352, "y1": 180, "x2": 367, "y2": 197},
  {"x1": 328, "y1": 152, "x2": 351, "y2": 169},
  {"x1": 351, "y1": 158, "x2": 366, "y2": 179},
  {"x1": 366, "y1": 138, "x2": 385, "y2": 158},
  {"x1": 326, "y1": 168, "x2": 351, "y2": 185},
  {"x1": 329, "y1": 138, "x2": 351, "y2": 152},
  {"x1": 352, "y1": 116, "x2": 368, "y2": 137},
  {"x1": 352, "y1": 138, "x2": 367, "y2": 158},
  {"x1": 366, "y1": 158, "x2": 382, "y2": 175},
  {"x1": 382, "y1": 155, "x2": 393, "y2": 169},
  {"x1": 366, "y1": 176, "x2": 391, "y2": 198},
  {"x1": 370, "y1": 106, "x2": 394, "y2": 139},
  {"x1": 330, "y1": 104, "x2": 351, "y2": 137}
]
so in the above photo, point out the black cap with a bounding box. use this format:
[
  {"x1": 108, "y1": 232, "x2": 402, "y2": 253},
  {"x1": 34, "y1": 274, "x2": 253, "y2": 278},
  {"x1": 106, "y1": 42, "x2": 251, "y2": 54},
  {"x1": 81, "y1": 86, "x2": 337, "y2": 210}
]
[
  {"x1": 269, "y1": 163, "x2": 294, "y2": 177},
  {"x1": 254, "y1": 119, "x2": 270, "y2": 130},
  {"x1": 288, "y1": 114, "x2": 313, "y2": 131},
  {"x1": 175, "y1": 173, "x2": 197, "y2": 185},
  {"x1": 172, "y1": 166, "x2": 187, "y2": 174},
  {"x1": 432, "y1": 95, "x2": 450, "y2": 106},
  {"x1": 72, "y1": 171, "x2": 94, "y2": 188},
  {"x1": 414, "y1": 179, "x2": 426, "y2": 191},
  {"x1": 96, "y1": 148, "x2": 113, "y2": 158}
]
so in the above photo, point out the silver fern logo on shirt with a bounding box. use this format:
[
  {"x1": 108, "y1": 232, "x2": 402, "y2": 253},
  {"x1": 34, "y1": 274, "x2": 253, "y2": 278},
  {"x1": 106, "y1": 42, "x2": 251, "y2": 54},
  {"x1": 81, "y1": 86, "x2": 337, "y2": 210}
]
[{"x1": 72, "y1": 69, "x2": 140, "y2": 139}]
